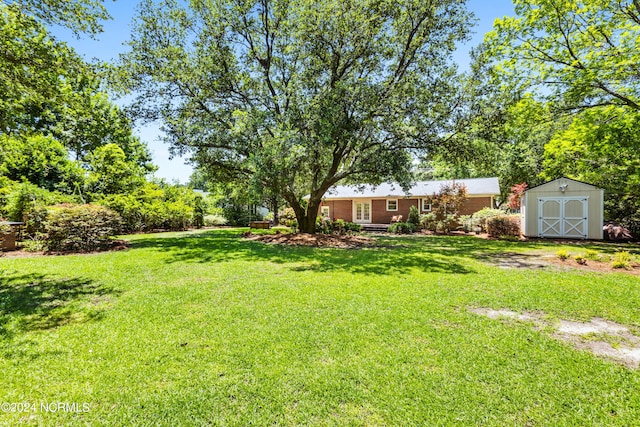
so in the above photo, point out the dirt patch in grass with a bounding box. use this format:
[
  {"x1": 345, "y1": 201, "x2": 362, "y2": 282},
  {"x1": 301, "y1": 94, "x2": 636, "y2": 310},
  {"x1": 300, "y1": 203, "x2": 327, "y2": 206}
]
[
  {"x1": 245, "y1": 232, "x2": 374, "y2": 249},
  {"x1": 476, "y1": 252, "x2": 552, "y2": 270},
  {"x1": 546, "y1": 256, "x2": 640, "y2": 276},
  {"x1": 477, "y1": 251, "x2": 640, "y2": 275},
  {"x1": 470, "y1": 307, "x2": 640, "y2": 369}
]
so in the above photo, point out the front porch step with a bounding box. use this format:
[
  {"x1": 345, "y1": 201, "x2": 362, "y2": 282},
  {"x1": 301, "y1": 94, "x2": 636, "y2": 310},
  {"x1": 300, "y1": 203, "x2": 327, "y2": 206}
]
[{"x1": 361, "y1": 223, "x2": 390, "y2": 232}]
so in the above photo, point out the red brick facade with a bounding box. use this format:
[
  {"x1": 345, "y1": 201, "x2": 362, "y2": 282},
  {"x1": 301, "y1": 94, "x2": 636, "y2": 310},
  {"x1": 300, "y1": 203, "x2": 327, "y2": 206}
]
[{"x1": 321, "y1": 196, "x2": 493, "y2": 223}]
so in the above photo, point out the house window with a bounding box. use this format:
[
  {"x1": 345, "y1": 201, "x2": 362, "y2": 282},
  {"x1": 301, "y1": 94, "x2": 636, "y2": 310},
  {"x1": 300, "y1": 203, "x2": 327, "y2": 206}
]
[
  {"x1": 421, "y1": 198, "x2": 432, "y2": 212},
  {"x1": 386, "y1": 199, "x2": 398, "y2": 211},
  {"x1": 320, "y1": 206, "x2": 330, "y2": 219}
]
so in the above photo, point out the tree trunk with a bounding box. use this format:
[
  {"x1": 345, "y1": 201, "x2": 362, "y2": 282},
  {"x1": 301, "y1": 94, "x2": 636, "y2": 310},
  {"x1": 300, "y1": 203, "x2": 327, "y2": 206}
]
[
  {"x1": 298, "y1": 197, "x2": 320, "y2": 233},
  {"x1": 285, "y1": 194, "x2": 321, "y2": 234},
  {"x1": 270, "y1": 196, "x2": 280, "y2": 226}
]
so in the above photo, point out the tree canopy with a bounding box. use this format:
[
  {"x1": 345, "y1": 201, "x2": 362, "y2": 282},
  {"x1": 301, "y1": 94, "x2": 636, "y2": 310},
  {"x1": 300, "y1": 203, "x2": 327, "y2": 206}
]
[
  {"x1": 485, "y1": 0, "x2": 640, "y2": 112},
  {"x1": 120, "y1": 0, "x2": 472, "y2": 232},
  {"x1": 0, "y1": 0, "x2": 111, "y2": 36}
]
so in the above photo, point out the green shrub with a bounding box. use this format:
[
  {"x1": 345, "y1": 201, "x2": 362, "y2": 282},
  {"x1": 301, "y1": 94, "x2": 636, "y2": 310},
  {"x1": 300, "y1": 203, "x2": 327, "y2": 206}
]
[
  {"x1": 43, "y1": 204, "x2": 122, "y2": 252},
  {"x1": 486, "y1": 215, "x2": 520, "y2": 238},
  {"x1": 204, "y1": 214, "x2": 228, "y2": 226},
  {"x1": 584, "y1": 249, "x2": 601, "y2": 261},
  {"x1": 472, "y1": 208, "x2": 504, "y2": 232},
  {"x1": 436, "y1": 214, "x2": 458, "y2": 234},
  {"x1": 556, "y1": 250, "x2": 570, "y2": 260},
  {"x1": 315, "y1": 218, "x2": 361, "y2": 234},
  {"x1": 193, "y1": 195, "x2": 205, "y2": 228},
  {"x1": 459, "y1": 215, "x2": 473, "y2": 233},
  {"x1": 611, "y1": 251, "x2": 632, "y2": 269},
  {"x1": 5, "y1": 182, "x2": 77, "y2": 222},
  {"x1": 389, "y1": 222, "x2": 416, "y2": 234},
  {"x1": 278, "y1": 207, "x2": 297, "y2": 226},
  {"x1": 407, "y1": 205, "x2": 420, "y2": 228},
  {"x1": 344, "y1": 221, "x2": 362, "y2": 233},
  {"x1": 419, "y1": 213, "x2": 437, "y2": 232}
]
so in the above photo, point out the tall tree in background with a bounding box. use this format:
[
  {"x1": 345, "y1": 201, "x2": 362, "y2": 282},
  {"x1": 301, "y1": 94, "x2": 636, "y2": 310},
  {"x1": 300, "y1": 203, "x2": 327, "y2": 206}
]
[
  {"x1": 485, "y1": 0, "x2": 640, "y2": 112},
  {"x1": 0, "y1": 3, "x2": 155, "y2": 171},
  {"x1": 120, "y1": 0, "x2": 472, "y2": 233},
  {"x1": 543, "y1": 106, "x2": 640, "y2": 234},
  {"x1": 0, "y1": 0, "x2": 110, "y2": 36}
]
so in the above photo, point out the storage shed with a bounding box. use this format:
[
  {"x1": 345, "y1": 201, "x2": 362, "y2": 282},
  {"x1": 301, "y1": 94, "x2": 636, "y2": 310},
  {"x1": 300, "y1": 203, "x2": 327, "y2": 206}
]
[{"x1": 520, "y1": 177, "x2": 603, "y2": 240}]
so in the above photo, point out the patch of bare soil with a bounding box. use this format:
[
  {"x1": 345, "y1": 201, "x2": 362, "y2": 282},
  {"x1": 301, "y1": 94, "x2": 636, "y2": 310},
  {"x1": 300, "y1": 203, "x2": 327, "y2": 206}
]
[
  {"x1": 476, "y1": 252, "x2": 552, "y2": 270},
  {"x1": 245, "y1": 232, "x2": 373, "y2": 248},
  {"x1": 545, "y1": 256, "x2": 640, "y2": 276},
  {"x1": 470, "y1": 307, "x2": 640, "y2": 369}
]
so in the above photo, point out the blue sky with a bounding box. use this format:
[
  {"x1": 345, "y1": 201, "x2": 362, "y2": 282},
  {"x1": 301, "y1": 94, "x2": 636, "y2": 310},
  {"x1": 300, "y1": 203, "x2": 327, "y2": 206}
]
[{"x1": 52, "y1": 0, "x2": 516, "y2": 184}]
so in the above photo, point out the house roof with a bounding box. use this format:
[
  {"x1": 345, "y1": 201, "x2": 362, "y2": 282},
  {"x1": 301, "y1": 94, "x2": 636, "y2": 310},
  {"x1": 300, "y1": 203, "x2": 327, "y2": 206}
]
[{"x1": 323, "y1": 177, "x2": 500, "y2": 199}]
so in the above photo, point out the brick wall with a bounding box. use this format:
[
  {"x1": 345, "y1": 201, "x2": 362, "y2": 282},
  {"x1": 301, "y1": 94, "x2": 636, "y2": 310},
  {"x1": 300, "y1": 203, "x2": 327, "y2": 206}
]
[
  {"x1": 459, "y1": 196, "x2": 493, "y2": 216},
  {"x1": 321, "y1": 200, "x2": 353, "y2": 222},
  {"x1": 320, "y1": 196, "x2": 493, "y2": 223}
]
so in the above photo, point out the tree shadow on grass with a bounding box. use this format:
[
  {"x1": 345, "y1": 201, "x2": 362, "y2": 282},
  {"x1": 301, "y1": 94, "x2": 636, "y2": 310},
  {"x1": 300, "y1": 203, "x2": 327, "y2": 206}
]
[
  {"x1": 128, "y1": 231, "x2": 479, "y2": 275},
  {"x1": 0, "y1": 272, "x2": 116, "y2": 340}
]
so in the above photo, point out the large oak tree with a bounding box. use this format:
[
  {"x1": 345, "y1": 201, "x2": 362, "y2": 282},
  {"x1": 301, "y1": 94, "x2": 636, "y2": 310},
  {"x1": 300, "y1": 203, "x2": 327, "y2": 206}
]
[{"x1": 120, "y1": 0, "x2": 472, "y2": 232}]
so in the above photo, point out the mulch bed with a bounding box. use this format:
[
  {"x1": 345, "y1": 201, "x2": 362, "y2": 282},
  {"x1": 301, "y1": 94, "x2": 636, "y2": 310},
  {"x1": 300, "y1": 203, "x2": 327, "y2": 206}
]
[{"x1": 244, "y1": 232, "x2": 374, "y2": 249}]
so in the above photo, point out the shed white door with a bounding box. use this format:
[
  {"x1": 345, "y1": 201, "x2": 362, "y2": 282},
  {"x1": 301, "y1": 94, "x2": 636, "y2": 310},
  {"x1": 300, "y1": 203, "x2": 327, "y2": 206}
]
[{"x1": 538, "y1": 197, "x2": 588, "y2": 239}]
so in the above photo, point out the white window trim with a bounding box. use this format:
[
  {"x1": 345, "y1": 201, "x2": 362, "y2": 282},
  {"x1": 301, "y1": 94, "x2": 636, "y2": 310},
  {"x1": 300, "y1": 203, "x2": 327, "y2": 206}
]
[
  {"x1": 353, "y1": 200, "x2": 372, "y2": 223},
  {"x1": 421, "y1": 198, "x2": 432, "y2": 212},
  {"x1": 386, "y1": 199, "x2": 398, "y2": 211},
  {"x1": 320, "y1": 206, "x2": 330, "y2": 219}
]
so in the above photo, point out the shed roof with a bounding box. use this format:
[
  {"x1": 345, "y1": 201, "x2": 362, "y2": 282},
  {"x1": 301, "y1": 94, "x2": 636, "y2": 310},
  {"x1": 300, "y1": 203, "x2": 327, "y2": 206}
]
[
  {"x1": 525, "y1": 177, "x2": 602, "y2": 193},
  {"x1": 323, "y1": 177, "x2": 500, "y2": 199}
]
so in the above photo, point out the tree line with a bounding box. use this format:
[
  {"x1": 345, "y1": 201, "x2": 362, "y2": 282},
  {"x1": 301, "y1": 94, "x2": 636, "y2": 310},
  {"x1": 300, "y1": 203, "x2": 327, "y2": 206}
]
[{"x1": 2, "y1": 0, "x2": 639, "y2": 235}]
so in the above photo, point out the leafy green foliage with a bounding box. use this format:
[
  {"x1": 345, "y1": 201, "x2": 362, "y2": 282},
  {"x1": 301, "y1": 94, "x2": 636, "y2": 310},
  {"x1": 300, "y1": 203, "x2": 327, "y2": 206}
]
[
  {"x1": 419, "y1": 212, "x2": 437, "y2": 232},
  {"x1": 4, "y1": 181, "x2": 78, "y2": 222},
  {"x1": 542, "y1": 106, "x2": 640, "y2": 235},
  {"x1": 388, "y1": 222, "x2": 416, "y2": 234},
  {"x1": 203, "y1": 214, "x2": 228, "y2": 227},
  {"x1": 407, "y1": 205, "x2": 420, "y2": 228},
  {"x1": 486, "y1": 215, "x2": 520, "y2": 238},
  {"x1": 485, "y1": 0, "x2": 640, "y2": 112},
  {"x1": 612, "y1": 251, "x2": 632, "y2": 269},
  {"x1": 556, "y1": 250, "x2": 569, "y2": 260},
  {"x1": 120, "y1": 0, "x2": 473, "y2": 232},
  {"x1": 2, "y1": 0, "x2": 111, "y2": 36},
  {"x1": 42, "y1": 203, "x2": 121, "y2": 252},
  {"x1": 85, "y1": 144, "x2": 145, "y2": 197},
  {"x1": 471, "y1": 208, "x2": 504, "y2": 233},
  {"x1": 99, "y1": 182, "x2": 199, "y2": 232},
  {"x1": 0, "y1": 134, "x2": 84, "y2": 193}
]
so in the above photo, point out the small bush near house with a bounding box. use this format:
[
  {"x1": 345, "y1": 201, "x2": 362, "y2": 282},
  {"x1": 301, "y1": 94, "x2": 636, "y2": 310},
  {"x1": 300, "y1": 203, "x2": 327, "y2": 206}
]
[
  {"x1": 420, "y1": 213, "x2": 437, "y2": 232},
  {"x1": 389, "y1": 222, "x2": 416, "y2": 234},
  {"x1": 43, "y1": 204, "x2": 122, "y2": 252},
  {"x1": 437, "y1": 214, "x2": 458, "y2": 234},
  {"x1": 407, "y1": 205, "x2": 420, "y2": 228},
  {"x1": 316, "y1": 218, "x2": 362, "y2": 235},
  {"x1": 204, "y1": 214, "x2": 228, "y2": 226},
  {"x1": 611, "y1": 251, "x2": 632, "y2": 269},
  {"x1": 486, "y1": 215, "x2": 520, "y2": 238},
  {"x1": 459, "y1": 215, "x2": 473, "y2": 233},
  {"x1": 556, "y1": 250, "x2": 570, "y2": 261},
  {"x1": 471, "y1": 208, "x2": 504, "y2": 232}
]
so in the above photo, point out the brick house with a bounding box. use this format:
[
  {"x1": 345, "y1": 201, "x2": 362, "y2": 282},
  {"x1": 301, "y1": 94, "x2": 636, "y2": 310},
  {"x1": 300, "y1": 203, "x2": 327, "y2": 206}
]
[{"x1": 319, "y1": 177, "x2": 500, "y2": 224}]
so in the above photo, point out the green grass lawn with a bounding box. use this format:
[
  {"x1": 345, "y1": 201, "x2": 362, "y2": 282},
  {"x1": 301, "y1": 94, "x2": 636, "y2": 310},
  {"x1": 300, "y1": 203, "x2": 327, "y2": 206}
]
[{"x1": 1, "y1": 229, "x2": 639, "y2": 426}]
